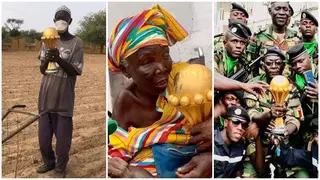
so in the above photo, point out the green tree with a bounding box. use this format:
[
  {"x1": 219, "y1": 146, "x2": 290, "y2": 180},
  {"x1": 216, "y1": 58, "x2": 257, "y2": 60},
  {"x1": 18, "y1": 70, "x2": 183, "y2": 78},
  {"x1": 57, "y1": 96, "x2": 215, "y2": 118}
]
[
  {"x1": 20, "y1": 29, "x2": 42, "y2": 43},
  {"x1": 2, "y1": 27, "x2": 10, "y2": 43},
  {"x1": 76, "y1": 10, "x2": 106, "y2": 54},
  {"x1": 5, "y1": 18, "x2": 24, "y2": 47}
]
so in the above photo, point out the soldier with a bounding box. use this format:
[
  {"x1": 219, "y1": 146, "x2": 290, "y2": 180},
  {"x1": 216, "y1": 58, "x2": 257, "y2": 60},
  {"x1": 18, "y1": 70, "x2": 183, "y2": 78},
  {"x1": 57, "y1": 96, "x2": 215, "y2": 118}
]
[
  {"x1": 214, "y1": 22, "x2": 252, "y2": 78},
  {"x1": 214, "y1": 3, "x2": 249, "y2": 49},
  {"x1": 299, "y1": 10, "x2": 318, "y2": 62},
  {"x1": 287, "y1": 43, "x2": 318, "y2": 147},
  {"x1": 243, "y1": 47, "x2": 304, "y2": 177},
  {"x1": 247, "y1": 2, "x2": 300, "y2": 77}
]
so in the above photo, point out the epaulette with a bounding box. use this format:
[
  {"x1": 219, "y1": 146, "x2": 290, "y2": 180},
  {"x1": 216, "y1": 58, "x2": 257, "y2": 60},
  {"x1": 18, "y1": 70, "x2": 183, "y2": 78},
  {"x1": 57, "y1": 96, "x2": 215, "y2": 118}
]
[
  {"x1": 255, "y1": 27, "x2": 266, "y2": 35},
  {"x1": 286, "y1": 27, "x2": 299, "y2": 39}
]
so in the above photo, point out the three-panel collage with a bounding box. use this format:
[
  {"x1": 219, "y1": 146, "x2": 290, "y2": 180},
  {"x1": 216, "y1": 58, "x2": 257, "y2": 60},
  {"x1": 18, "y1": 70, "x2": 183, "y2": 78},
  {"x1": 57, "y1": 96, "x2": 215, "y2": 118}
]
[{"x1": 1, "y1": 1, "x2": 319, "y2": 178}]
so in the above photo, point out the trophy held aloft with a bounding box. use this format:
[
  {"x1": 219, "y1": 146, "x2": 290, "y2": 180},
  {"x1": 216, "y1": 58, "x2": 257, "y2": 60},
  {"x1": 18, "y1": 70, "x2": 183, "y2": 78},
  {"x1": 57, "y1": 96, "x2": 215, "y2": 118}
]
[
  {"x1": 41, "y1": 27, "x2": 60, "y2": 74},
  {"x1": 168, "y1": 64, "x2": 212, "y2": 132},
  {"x1": 269, "y1": 75, "x2": 291, "y2": 135}
]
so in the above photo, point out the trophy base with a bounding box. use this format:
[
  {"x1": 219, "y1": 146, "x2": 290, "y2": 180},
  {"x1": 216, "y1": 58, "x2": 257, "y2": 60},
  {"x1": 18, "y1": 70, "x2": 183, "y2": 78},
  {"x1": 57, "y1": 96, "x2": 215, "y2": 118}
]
[
  {"x1": 272, "y1": 126, "x2": 286, "y2": 135},
  {"x1": 46, "y1": 69, "x2": 58, "y2": 74}
]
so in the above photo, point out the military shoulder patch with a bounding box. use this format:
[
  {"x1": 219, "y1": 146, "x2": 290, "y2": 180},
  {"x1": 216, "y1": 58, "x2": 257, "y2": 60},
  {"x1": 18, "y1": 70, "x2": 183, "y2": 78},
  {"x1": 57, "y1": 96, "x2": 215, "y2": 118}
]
[{"x1": 246, "y1": 99, "x2": 256, "y2": 108}]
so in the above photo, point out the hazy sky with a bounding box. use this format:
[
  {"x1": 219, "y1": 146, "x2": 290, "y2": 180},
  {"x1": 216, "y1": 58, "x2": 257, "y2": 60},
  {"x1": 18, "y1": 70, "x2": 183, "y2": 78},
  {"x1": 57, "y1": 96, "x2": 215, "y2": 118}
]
[{"x1": 2, "y1": 2, "x2": 106, "y2": 34}]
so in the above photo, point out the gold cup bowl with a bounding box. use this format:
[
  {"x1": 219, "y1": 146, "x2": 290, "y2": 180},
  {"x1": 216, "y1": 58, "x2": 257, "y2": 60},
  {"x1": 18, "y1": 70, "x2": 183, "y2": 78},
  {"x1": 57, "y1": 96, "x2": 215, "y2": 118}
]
[
  {"x1": 269, "y1": 75, "x2": 291, "y2": 134},
  {"x1": 41, "y1": 27, "x2": 60, "y2": 74},
  {"x1": 168, "y1": 64, "x2": 212, "y2": 131}
]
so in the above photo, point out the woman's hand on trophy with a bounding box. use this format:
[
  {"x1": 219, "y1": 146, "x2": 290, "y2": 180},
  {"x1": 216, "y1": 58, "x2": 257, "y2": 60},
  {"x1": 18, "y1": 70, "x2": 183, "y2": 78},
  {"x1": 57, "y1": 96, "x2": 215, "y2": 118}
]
[
  {"x1": 45, "y1": 48, "x2": 60, "y2": 62},
  {"x1": 270, "y1": 103, "x2": 286, "y2": 118},
  {"x1": 305, "y1": 80, "x2": 318, "y2": 100},
  {"x1": 188, "y1": 118, "x2": 212, "y2": 153}
]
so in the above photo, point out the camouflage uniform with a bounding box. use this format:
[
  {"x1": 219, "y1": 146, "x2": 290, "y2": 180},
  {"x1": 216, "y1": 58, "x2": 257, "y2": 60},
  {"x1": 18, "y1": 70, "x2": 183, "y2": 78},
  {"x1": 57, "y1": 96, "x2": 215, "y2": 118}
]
[
  {"x1": 214, "y1": 33, "x2": 224, "y2": 50},
  {"x1": 246, "y1": 25, "x2": 300, "y2": 77},
  {"x1": 214, "y1": 48, "x2": 246, "y2": 79},
  {"x1": 242, "y1": 73, "x2": 304, "y2": 177},
  {"x1": 289, "y1": 64, "x2": 318, "y2": 146},
  {"x1": 244, "y1": 73, "x2": 304, "y2": 137}
]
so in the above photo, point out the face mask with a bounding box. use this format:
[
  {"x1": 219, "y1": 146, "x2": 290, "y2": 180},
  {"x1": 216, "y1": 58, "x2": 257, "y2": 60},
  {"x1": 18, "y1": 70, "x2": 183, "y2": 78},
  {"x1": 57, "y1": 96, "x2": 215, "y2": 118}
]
[{"x1": 55, "y1": 20, "x2": 69, "y2": 33}]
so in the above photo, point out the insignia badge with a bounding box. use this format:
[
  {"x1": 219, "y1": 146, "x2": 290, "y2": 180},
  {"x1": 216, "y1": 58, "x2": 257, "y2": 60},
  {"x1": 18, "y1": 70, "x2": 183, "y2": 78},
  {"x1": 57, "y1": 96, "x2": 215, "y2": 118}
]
[
  {"x1": 231, "y1": 27, "x2": 237, "y2": 33},
  {"x1": 265, "y1": 41, "x2": 274, "y2": 46},
  {"x1": 246, "y1": 99, "x2": 256, "y2": 108},
  {"x1": 262, "y1": 48, "x2": 267, "y2": 55},
  {"x1": 287, "y1": 41, "x2": 295, "y2": 47},
  {"x1": 235, "y1": 108, "x2": 241, "y2": 115},
  {"x1": 302, "y1": 13, "x2": 306, "y2": 19}
]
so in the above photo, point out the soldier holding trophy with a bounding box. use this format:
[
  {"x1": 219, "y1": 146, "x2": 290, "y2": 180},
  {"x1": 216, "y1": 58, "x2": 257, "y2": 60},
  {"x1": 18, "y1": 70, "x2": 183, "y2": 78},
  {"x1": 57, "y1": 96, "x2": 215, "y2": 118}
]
[{"x1": 37, "y1": 5, "x2": 84, "y2": 178}]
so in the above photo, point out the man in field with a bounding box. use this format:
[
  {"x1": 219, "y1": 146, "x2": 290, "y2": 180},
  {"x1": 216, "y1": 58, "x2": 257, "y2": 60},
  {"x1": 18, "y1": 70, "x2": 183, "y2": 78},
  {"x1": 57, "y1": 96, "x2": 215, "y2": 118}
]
[{"x1": 37, "y1": 5, "x2": 84, "y2": 178}]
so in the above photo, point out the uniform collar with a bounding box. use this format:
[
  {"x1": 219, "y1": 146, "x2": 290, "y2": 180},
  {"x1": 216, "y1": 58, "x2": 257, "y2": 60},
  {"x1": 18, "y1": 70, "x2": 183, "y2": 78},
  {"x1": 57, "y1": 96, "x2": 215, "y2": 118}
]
[{"x1": 266, "y1": 24, "x2": 296, "y2": 39}]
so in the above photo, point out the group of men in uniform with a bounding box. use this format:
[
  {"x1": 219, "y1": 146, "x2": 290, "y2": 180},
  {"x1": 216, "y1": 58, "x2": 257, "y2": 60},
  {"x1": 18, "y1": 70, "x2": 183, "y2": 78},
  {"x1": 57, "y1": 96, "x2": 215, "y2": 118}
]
[{"x1": 214, "y1": 2, "x2": 318, "y2": 178}]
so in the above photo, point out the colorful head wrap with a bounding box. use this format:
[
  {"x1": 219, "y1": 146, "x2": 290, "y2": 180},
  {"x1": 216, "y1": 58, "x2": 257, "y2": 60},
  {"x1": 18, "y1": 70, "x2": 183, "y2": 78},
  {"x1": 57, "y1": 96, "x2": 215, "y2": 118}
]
[{"x1": 108, "y1": 4, "x2": 189, "y2": 72}]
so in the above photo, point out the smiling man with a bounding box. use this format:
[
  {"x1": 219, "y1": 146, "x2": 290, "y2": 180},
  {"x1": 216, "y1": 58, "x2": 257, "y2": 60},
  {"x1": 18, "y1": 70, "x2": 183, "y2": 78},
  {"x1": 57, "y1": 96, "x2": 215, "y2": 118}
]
[
  {"x1": 214, "y1": 105, "x2": 262, "y2": 178},
  {"x1": 243, "y1": 46, "x2": 304, "y2": 176},
  {"x1": 246, "y1": 2, "x2": 300, "y2": 77},
  {"x1": 214, "y1": 22, "x2": 252, "y2": 77}
]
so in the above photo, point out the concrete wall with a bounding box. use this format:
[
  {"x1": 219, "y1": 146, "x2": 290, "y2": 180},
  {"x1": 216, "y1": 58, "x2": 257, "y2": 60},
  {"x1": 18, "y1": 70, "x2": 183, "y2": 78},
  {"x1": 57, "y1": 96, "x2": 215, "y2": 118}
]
[{"x1": 107, "y1": 2, "x2": 212, "y2": 111}]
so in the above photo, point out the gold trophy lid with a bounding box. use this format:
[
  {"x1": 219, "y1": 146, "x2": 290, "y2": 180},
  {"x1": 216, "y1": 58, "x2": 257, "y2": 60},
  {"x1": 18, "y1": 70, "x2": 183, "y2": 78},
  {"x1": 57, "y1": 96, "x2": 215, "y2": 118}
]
[
  {"x1": 269, "y1": 75, "x2": 291, "y2": 91},
  {"x1": 174, "y1": 64, "x2": 212, "y2": 96},
  {"x1": 169, "y1": 64, "x2": 212, "y2": 106},
  {"x1": 41, "y1": 27, "x2": 60, "y2": 40}
]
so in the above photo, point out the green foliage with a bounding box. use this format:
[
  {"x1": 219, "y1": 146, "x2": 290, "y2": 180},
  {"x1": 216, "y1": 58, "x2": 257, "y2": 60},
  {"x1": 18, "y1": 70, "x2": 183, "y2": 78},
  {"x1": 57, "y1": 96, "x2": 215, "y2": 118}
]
[
  {"x1": 5, "y1": 18, "x2": 24, "y2": 39},
  {"x1": 2, "y1": 27, "x2": 10, "y2": 43},
  {"x1": 76, "y1": 9, "x2": 106, "y2": 54},
  {"x1": 20, "y1": 29, "x2": 42, "y2": 43}
]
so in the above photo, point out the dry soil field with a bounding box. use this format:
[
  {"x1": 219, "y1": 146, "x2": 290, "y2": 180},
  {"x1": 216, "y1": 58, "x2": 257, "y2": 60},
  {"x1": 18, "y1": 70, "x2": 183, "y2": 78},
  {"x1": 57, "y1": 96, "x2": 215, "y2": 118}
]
[{"x1": 2, "y1": 51, "x2": 106, "y2": 178}]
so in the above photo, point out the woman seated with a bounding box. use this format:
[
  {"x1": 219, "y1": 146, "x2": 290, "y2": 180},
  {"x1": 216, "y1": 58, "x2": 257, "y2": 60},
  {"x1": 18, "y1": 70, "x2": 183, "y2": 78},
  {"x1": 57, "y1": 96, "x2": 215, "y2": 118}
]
[{"x1": 108, "y1": 4, "x2": 212, "y2": 178}]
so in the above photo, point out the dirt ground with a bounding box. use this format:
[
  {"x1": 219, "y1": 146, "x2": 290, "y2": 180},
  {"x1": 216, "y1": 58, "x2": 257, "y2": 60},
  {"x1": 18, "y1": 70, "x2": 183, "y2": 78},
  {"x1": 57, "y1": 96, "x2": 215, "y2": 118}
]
[{"x1": 2, "y1": 51, "x2": 106, "y2": 178}]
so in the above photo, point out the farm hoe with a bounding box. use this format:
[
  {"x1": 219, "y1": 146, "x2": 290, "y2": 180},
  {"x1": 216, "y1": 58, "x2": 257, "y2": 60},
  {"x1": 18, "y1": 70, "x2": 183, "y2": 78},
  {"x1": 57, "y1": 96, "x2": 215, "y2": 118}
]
[{"x1": 2, "y1": 104, "x2": 66, "y2": 144}]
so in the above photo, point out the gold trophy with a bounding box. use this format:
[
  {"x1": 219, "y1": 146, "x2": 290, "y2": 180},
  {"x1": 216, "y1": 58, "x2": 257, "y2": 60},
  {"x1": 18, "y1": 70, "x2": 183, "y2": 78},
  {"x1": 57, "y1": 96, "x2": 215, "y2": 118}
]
[
  {"x1": 41, "y1": 27, "x2": 60, "y2": 74},
  {"x1": 269, "y1": 75, "x2": 291, "y2": 135},
  {"x1": 168, "y1": 64, "x2": 212, "y2": 131}
]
